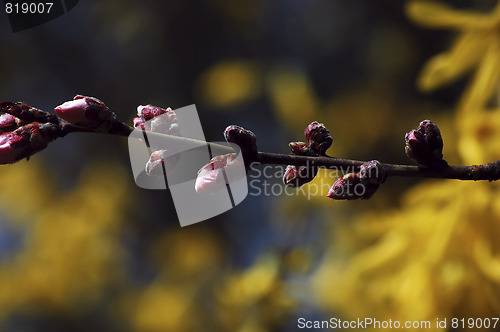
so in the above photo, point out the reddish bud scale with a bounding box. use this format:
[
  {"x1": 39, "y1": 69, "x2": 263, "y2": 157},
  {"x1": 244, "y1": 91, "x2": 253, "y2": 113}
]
[
  {"x1": 289, "y1": 141, "x2": 317, "y2": 156},
  {"x1": 359, "y1": 160, "x2": 386, "y2": 185},
  {"x1": 404, "y1": 119, "x2": 446, "y2": 167},
  {"x1": 137, "y1": 105, "x2": 168, "y2": 122},
  {"x1": 224, "y1": 125, "x2": 258, "y2": 167},
  {"x1": 304, "y1": 121, "x2": 332, "y2": 154},
  {"x1": 0, "y1": 101, "x2": 58, "y2": 124},
  {"x1": 327, "y1": 160, "x2": 385, "y2": 200},
  {"x1": 134, "y1": 105, "x2": 179, "y2": 136},
  {"x1": 327, "y1": 173, "x2": 363, "y2": 200}
]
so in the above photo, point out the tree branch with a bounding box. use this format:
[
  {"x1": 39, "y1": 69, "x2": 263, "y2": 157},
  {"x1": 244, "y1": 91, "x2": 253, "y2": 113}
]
[
  {"x1": 1, "y1": 96, "x2": 499, "y2": 202},
  {"x1": 111, "y1": 125, "x2": 500, "y2": 182},
  {"x1": 257, "y1": 152, "x2": 500, "y2": 181}
]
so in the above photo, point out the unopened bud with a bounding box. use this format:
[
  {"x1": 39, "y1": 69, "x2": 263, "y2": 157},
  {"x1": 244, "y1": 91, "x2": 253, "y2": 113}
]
[
  {"x1": 133, "y1": 117, "x2": 146, "y2": 130},
  {"x1": 359, "y1": 160, "x2": 386, "y2": 185},
  {"x1": 283, "y1": 165, "x2": 298, "y2": 184},
  {"x1": 327, "y1": 166, "x2": 383, "y2": 200},
  {"x1": 134, "y1": 105, "x2": 179, "y2": 135},
  {"x1": 304, "y1": 121, "x2": 332, "y2": 154},
  {"x1": 283, "y1": 164, "x2": 318, "y2": 187},
  {"x1": 137, "y1": 105, "x2": 168, "y2": 122},
  {"x1": 405, "y1": 119, "x2": 446, "y2": 167},
  {"x1": 224, "y1": 125, "x2": 258, "y2": 163},
  {"x1": 0, "y1": 123, "x2": 59, "y2": 164},
  {"x1": 55, "y1": 95, "x2": 117, "y2": 132},
  {"x1": 327, "y1": 173, "x2": 362, "y2": 200},
  {"x1": 0, "y1": 101, "x2": 58, "y2": 124}
]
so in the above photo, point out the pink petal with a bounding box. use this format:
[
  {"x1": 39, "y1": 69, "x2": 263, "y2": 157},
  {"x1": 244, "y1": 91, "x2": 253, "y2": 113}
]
[
  {"x1": 137, "y1": 105, "x2": 168, "y2": 121},
  {"x1": 133, "y1": 117, "x2": 148, "y2": 130},
  {"x1": 0, "y1": 114, "x2": 17, "y2": 133},
  {"x1": 195, "y1": 154, "x2": 236, "y2": 193},
  {"x1": 0, "y1": 132, "x2": 25, "y2": 164},
  {"x1": 54, "y1": 98, "x2": 88, "y2": 124}
]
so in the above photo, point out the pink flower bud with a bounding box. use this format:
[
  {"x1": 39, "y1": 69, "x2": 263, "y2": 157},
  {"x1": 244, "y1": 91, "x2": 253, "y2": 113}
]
[
  {"x1": 134, "y1": 105, "x2": 178, "y2": 135},
  {"x1": 283, "y1": 165, "x2": 299, "y2": 186},
  {"x1": 137, "y1": 105, "x2": 168, "y2": 122},
  {"x1": 283, "y1": 164, "x2": 318, "y2": 187},
  {"x1": 0, "y1": 131, "x2": 28, "y2": 163},
  {"x1": 405, "y1": 119, "x2": 446, "y2": 167},
  {"x1": 133, "y1": 117, "x2": 146, "y2": 130},
  {"x1": 0, "y1": 123, "x2": 59, "y2": 164},
  {"x1": 55, "y1": 98, "x2": 87, "y2": 124},
  {"x1": 327, "y1": 173, "x2": 362, "y2": 200},
  {"x1": 195, "y1": 153, "x2": 241, "y2": 193},
  {"x1": 0, "y1": 114, "x2": 18, "y2": 134},
  {"x1": 55, "y1": 95, "x2": 115, "y2": 131},
  {"x1": 284, "y1": 142, "x2": 319, "y2": 187},
  {"x1": 304, "y1": 121, "x2": 332, "y2": 154},
  {"x1": 327, "y1": 163, "x2": 384, "y2": 200}
]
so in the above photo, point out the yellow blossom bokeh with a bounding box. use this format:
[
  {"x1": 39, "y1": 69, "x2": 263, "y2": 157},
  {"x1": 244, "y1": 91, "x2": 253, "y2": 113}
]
[{"x1": 310, "y1": 2, "x2": 500, "y2": 331}]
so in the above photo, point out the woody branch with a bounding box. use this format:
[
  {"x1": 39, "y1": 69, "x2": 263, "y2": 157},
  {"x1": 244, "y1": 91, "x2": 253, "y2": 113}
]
[{"x1": 0, "y1": 95, "x2": 499, "y2": 200}]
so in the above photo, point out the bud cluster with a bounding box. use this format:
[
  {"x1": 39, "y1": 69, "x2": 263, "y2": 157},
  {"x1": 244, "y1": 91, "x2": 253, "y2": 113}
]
[
  {"x1": 327, "y1": 160, "x2": 386, "y2": 200},
  {"x1": 283, "y1": 121, "x2": 332, "y2": 187},
  {"x1": 134, "y1": 105, "x2": 179, "y2": 136},
  {"x1": 134, "y1": 105, "x2": 182, "y2": 176},
  {"x1": 0, "y1": 102, "x2": 61, "y2": 164}
]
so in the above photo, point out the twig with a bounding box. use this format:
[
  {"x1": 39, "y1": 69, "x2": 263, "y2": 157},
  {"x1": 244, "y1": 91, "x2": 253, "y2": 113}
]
[
  {"x1": 106, "y1": 127, "x2": 500, "y2": 182},
  {"x1": 257, "y1": 152, "x2": 500, "y2": 181},
  {"x1": 1, "y1": 97, "x2": 499, "y2": 190}
]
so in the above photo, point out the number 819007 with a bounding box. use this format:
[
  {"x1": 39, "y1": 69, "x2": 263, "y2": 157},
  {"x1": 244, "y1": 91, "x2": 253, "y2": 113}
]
[
  {"x1": 451, "y1": 318, "x2": 499, "y2": 329},
  {"x1": 6, "y1": 2, "x2": 53, "y2": 14}
]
